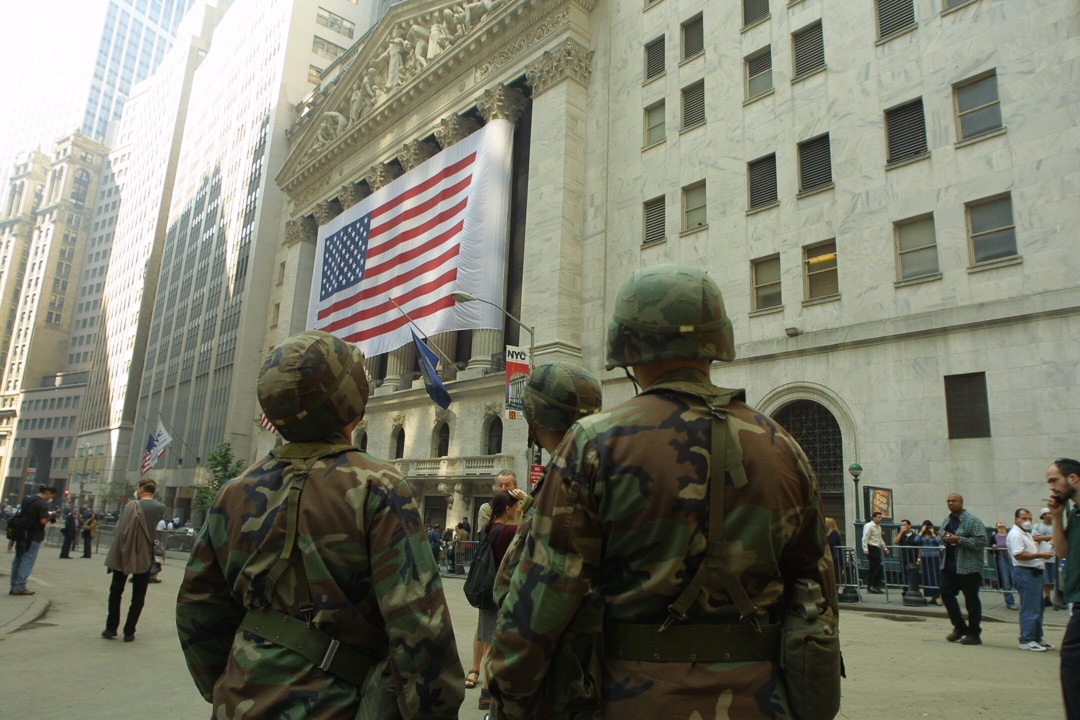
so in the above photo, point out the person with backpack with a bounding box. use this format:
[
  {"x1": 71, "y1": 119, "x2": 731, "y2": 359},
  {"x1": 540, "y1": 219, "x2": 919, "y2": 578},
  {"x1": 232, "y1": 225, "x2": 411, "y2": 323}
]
[
  {"x1": 8, "y1": 485, "x2": 58, "y2": 595},
  {"x1": 176, "y1": 330, "x2": 464, "y2": 719},
  {"x1": 470, "y1": 490, "x2": 521, "y2": 711}
]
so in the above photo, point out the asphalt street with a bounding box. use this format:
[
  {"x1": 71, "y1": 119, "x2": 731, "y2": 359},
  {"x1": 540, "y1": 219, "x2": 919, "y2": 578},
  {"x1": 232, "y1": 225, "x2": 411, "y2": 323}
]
[{"x1": 1, "y1": 549, "x2": 1066, "y2": 719}]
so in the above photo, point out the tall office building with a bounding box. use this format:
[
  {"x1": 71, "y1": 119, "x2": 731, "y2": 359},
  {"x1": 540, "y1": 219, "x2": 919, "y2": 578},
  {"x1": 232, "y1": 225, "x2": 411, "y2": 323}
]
[
  {"x1": 129, "y1": 0, "x2": 372, "y2": 519},
  {"x1": 0, "y1": 133, "x2": 110, "y2": 502},
  {"x1": 76, "y1": 2, "x2": 229, "y2": 509},
  {"x1": 0, "y1": 0, "x2": 194, "y2": 197}
]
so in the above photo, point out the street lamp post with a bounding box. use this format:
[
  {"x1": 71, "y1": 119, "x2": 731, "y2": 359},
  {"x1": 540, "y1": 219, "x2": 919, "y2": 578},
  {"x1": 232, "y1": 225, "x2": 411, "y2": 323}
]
[
  {"x1": 837, "y1": 463, "x2": 864, "y2": 604},
  {"x1": 449, "y1": 291, "x2": 535, "y2": 369}
]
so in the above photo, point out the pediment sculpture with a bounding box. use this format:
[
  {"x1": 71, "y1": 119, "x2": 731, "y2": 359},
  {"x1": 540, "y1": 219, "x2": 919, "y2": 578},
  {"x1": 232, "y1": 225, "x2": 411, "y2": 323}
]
[{"x1": 301, "y1": 0, "x2": 508, "y2": 161}]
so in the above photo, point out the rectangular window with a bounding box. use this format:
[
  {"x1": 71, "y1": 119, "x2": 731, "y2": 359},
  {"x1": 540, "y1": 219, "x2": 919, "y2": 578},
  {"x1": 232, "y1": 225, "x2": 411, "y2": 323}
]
[
  {"x1": 792, "y1": 22, "x2": 825, "y2": 79},
  {"x1": 944, "y1": 372, "x2": 991, "y2": 438},
  {"x1": 643, "y1": 196, "x2": 665, "y2": 245},
  {"x1": 954, "y1": 71, "x2": 1002, "y2": 140},
  {"x1": 746, "y1": 47, "x2": 772, "y2": 99},
  {"x1": 743, "y1": 0, "x2": 769, "y2": 27},
  {"x1": 966, "y1": 194, "x2": 1017, "y2": 264},
  {"x1": 877, "y1": 0, "x2": 915, "y2": 39},
  {"x1": 682, "y1": 81, "x2": 705, "y2": 129},
  {"x1": 312, "y1": 36, "x2": 345, "y2": 61},
  {"x1": 803, "y1": 240, "x2": 838, "y2": 300},
  {"x1": 644, "y1": 101, "x2": 666, "y2": 146},
  {"x1": 271, "y1": 303, "x2": 280, "y2": 328},
  {"x1": 682, "y1": 182, "x2": 707, "y2": 231},
  {"x1": 895, "y1": 215, "x2": 938, "y2": 280},
  {"x1": 277, "y1": 261, "x2": 286, "y2": 284},
  {"x1": 645, "y1": 37, "x2": 665, "y2": 80},
  {"x1": 748, "y1": 155, "x2": 778, "y2": 210},
  {"x1": 682, "y1": 15, "x2": 704, "y2": 60},
  {"x1": 798, "y1": 134, "x2": 832, "y2": 192},
  {"x1": 317, "y1": 7, "x2": 355, "y2": 39},
  {"x1": 884, "y1": 100, "x2": 929, "y2": 165},
  {"x1": 308, "y1": 65, "x2": 322, "y2": 84},
  {"x1": 752, "y1": 255, "x2": 782, "y2": 310}
]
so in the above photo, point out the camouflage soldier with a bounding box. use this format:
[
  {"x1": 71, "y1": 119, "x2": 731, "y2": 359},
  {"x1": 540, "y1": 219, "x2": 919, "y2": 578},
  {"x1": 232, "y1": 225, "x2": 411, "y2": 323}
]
[
  {"x1": 176, "y1": 330, "x2": 464, "y2": 719},
  {"x1": 491, "y1": 362, "x2": 604, "y2": 720},
  {"x1": 487, "y1": 265, "x2": 839, "y2": 720}
]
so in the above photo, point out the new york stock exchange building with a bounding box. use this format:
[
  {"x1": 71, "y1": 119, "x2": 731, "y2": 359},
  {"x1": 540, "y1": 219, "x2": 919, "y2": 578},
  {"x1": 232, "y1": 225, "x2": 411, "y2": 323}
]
[{"x1": 264, "y1": 0, "x2": 1080, "y2": 539}]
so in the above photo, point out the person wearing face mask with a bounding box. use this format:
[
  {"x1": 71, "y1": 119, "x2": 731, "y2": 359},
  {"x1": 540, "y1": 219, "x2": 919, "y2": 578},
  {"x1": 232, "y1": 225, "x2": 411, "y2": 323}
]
[
  {"x1": 1007, "y1": 507, "x2": 1055, "y2": 652},
  {"x1": 1046, "y1": 457, "x2": 1080, "y2": 714}
]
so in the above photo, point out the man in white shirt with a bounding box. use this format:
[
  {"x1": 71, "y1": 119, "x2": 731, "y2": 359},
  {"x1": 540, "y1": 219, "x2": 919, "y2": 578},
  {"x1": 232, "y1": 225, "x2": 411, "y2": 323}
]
[
  {"x1": 862, "y1": 511, "x2": 889, "y2": 594},
  {"x1": 1008, "y1": 508, "x2": 1056, "y2": 651},
  {"x1": 156, "y1": 518, "x2": 167, "y2": 533}
]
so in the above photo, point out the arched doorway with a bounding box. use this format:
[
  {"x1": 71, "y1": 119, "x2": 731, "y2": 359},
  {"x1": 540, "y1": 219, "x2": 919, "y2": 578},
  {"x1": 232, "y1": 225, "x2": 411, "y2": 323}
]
[{"x1": 773, "y1": 400, "x2": 847, "y2": 541}]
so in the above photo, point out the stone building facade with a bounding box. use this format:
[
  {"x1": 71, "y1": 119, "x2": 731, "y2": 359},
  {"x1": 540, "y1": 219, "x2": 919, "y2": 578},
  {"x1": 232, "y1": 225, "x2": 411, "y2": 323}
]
[{"x1": 276, "y1": 0, "x2": 1078, "y2": 536}]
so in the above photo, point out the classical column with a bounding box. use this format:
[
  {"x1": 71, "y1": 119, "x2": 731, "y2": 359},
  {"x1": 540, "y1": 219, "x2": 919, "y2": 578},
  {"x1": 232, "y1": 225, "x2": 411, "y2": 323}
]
[
  {"x1": 378, "y1": 343, "x2": 416, "y2": 394},
  {"x1": 365, "y1": 162, "x2": 402, "y2": 192},
  {"x1": 312, "y1": 200, "x2": 339, "y2": 226},
  {"x1": 363, "y1": 356, "x2": 379, "y2": 382},
  {"x1": 338, "y1": 182, "x2": 368, "y2": 210},
  {"x1": 459, "y1": 85, "x2": 529, "y2": 375},
  {"x1": 430, "y1": 332, "x2": 457, "y2": 376},
  {"x1": 519, "y1": 38, "x2": 595, "y2": 364},
  {"x1": 399, "y1": 140, "x2": 439, "y2": 172},
  {"x1": 434, "y1": 114, "x2": 480, "y2": 149},
  {"x1": 451, "y1": 482, "x2": 468, "y2": 526}
]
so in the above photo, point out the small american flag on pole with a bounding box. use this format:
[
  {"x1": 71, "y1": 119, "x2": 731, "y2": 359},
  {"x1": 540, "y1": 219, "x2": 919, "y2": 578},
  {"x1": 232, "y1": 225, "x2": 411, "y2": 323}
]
[
  {"x1": 258, "y1": 412, "x2": 277, "y2": 434},
  {"x1": 308, "y1": 119, "x2": 514, "y2": 358},
  {"x1": 140, "y1": 420, "x2": 172, "y2": 475}
]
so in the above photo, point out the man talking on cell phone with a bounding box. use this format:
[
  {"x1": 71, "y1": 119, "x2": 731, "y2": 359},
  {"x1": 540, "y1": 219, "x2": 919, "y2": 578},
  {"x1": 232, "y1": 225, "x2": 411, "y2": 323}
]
[{"x1": 1046, "y1": 457, "x2": 1080, "y2": 716}]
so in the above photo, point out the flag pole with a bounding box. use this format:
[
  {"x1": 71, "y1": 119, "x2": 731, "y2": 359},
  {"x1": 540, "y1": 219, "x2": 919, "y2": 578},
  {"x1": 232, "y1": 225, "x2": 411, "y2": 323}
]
[{"x1": 386, "y1": 297, "x2": 456, "y2": 368}]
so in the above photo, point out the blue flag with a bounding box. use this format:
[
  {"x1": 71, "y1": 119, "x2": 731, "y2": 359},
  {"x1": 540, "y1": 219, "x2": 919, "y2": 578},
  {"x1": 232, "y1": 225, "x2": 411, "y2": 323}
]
[{"x1": 412, "y1": 330, "x2": 451, "y2": 409}]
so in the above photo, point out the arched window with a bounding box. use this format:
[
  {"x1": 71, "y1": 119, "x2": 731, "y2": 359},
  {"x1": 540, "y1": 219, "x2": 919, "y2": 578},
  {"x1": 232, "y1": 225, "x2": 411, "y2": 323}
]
[
  {"x1": 358, "y1": 431, "x2": 368, "y2": 452},
  {"x1": 485, "y1": 416, "x2": 503, "y2": 455},
  {"x1": 391, "y1": 426, "x2": 405, "y2": 459},
  {"x1": 773, "y1": 399, "x2": 845, "y2": 538},
  {"x1": 70, "y1": 169, "x2": 91, "y2": 206},
  {"x1": 434, "y1": 422, "x2": 450, "y2": 457}
]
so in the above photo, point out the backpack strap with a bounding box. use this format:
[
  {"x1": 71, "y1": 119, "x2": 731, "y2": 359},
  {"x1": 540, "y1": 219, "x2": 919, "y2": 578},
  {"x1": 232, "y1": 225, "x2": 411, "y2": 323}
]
[
  {"x1": 261, "y1": 442, "x2": 356, "y2": 618},
  {"x1": 638, "y1": 383, "x2": 758, "y2": 632}
]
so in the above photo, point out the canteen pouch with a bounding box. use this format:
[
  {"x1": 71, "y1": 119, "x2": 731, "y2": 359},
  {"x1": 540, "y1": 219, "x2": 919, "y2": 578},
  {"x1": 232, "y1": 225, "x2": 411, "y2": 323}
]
[
  {"x1": 544, "y1": 590, "x2": 605, "y2": 718},
  {"x1": 356, "y1": 657, "x2": 403, "y2": 720},
  {"x1": 781, "y1": 579, "x2": 841, "y2": 720}
]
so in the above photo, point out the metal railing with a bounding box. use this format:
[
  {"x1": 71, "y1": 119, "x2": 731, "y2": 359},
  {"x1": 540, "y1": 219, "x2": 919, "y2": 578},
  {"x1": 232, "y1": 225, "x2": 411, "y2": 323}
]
[{"x1": 839, "y1": 544, "x2": 1042, "y2": 603}]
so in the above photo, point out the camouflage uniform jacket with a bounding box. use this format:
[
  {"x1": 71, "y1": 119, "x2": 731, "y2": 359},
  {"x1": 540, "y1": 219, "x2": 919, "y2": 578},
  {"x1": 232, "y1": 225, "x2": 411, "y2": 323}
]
[
  {"x1": 176, "y1": 435, "x2": 464, "y2": 720},
  {"x1": 487, "y1": 369, "x2": 837, "y2": 720}
]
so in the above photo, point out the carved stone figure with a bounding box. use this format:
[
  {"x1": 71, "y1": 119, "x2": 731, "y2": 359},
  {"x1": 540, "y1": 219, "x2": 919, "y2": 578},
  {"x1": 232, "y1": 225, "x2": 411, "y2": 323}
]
[
  {"x1": 348, "y1": 81, "x2": 364, "y2": 124},
  {"x1": 406, "y1": 23, "x2": 429, "y2": 70},
  {"x1": 310, "y1": 111, "x2": 347, "y2": 154},
  {"x1": 378, "y1": 34, "x2": 409, "y2": 89},
  {"x1": 427, "y1": 15, "x2": 450, "y2": 60}
]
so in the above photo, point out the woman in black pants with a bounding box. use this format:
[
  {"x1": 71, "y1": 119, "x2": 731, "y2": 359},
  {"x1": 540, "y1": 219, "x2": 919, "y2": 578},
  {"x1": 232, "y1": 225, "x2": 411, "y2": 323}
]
[{"x1": 81, "y1": 512, "x2": 98, "y2": 557}]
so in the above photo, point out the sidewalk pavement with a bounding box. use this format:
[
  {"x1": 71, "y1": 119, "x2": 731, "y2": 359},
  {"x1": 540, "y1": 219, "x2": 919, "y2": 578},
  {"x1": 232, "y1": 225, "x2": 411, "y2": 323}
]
[
  {"x1": 0, "y1": 568, "x2": 51, "y2": 639},
  {"x1": 837, "y1": 584, "x2": 1071, "y2": 627}
]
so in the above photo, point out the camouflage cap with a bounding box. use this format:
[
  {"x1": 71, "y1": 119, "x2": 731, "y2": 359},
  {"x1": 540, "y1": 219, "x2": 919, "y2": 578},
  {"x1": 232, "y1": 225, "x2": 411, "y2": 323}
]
[
  {"x1": 522, "y1": 362, "x2": 603, "y2": 432},
  {"x1": 257, "y1": 330, "x2": 369, "y2": 442},
  {"x1": 605, "y1": 263, "x2": 735, "y2": 370}
]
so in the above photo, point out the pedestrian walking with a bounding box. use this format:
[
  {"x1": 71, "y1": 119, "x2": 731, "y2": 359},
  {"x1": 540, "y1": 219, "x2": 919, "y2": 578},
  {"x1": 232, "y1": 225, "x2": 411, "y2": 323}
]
[
  {"x1": 916, "y1": 521, "x2": 942, "y2": 605},
  {"x1": 486, "y1": 264, "x2": 840, "y2": 720},
  {"x1": 476, "y1": 490, "x2": 521, "y2": 711},
  {"x1": 1007, "y1": 507, "x2": 1055, "y2": 652},
  {"x1": 1033, "y1": 508, "x2": 1058, "y2": 608},
  {"x1": 81, "y1": 512, "x2": 98, "y2": 558},
  {"x1": 102, "y1": 479, "x2": 166, "y2": 642},
  {"x1": 175, "y1": 330, "x2": 463, "y2": 719},
  {"x1": 992, "y1": 521, "x2": 1018, "y2": 609},
  {"x1": 1045, "y1": 457, "x2": 1080, "y2": 716},
  {"x1": 59, "y1": 509, "x2": 78, "y2": 558},
  {"x1": 862, "y1": 511, "x2": 888, "y2": 593},
  {"x1": 896, "y1": 519, "x2": 919, "y2": 595},
  {"x1": 8, "y1": 485, "x2": 58, "y2": 595},
  {"x1": 940, "y1": 494, "x2": 986, "y2": 645}
]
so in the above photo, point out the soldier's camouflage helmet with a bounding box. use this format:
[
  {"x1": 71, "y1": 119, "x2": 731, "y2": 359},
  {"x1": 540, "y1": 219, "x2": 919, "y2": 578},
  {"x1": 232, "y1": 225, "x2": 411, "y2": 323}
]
[
  {"x1": 605, "y1": 263, "x2": 735, "y2": 370},
  {"x1": 257, "y1": 330, "x2": 369, "y2": 442},
  {"x1": 522, "y1": 362, "x2": 603, "y2": 432}
]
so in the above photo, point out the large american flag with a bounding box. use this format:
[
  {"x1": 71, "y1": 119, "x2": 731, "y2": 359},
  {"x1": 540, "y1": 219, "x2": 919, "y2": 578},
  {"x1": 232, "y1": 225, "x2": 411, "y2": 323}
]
[{"x1": 309, "y1": 120, "x2": 514, "y2": 358}]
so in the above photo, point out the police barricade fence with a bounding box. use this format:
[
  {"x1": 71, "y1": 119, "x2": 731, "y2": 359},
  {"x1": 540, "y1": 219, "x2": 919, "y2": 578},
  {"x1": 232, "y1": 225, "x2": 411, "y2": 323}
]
[
  {"x1": 42, "y1": 523, "x2": 199, "y2": 561},
  {"x1": 436, "y1": 539, "x2": 480, "y2": 575},
  {"x1": 840, "y1": 544, "x2": 1029, "y2": 604}
]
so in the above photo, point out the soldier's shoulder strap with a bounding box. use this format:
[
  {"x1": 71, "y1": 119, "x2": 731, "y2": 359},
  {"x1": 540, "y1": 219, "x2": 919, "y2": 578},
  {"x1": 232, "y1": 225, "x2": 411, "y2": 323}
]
[
  {"x1": 643, "y1": 381, "x2": 757, "y2": 629},
  {"x1": 262, "y1": 441, "x2": 357, "y2": 612}
]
